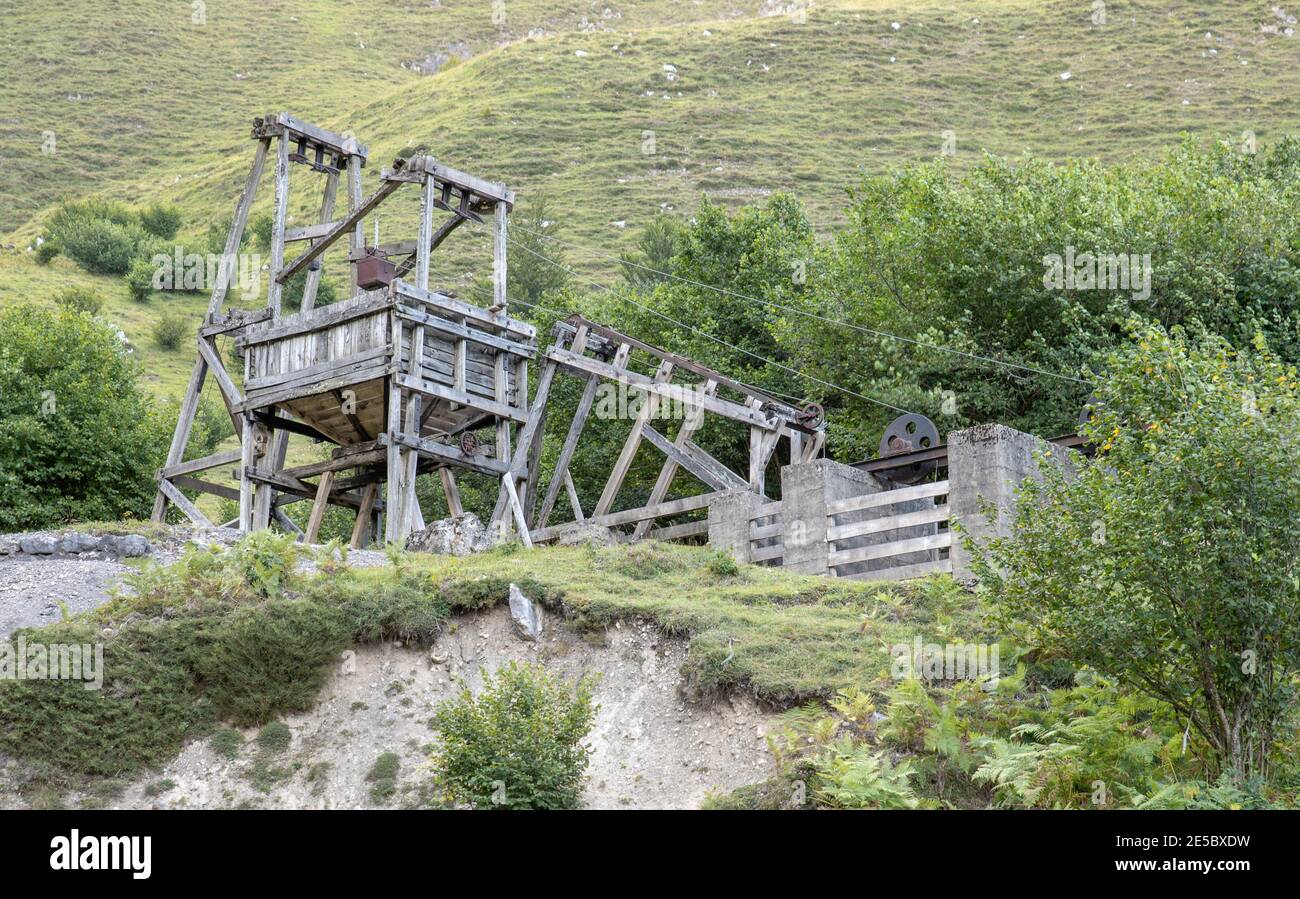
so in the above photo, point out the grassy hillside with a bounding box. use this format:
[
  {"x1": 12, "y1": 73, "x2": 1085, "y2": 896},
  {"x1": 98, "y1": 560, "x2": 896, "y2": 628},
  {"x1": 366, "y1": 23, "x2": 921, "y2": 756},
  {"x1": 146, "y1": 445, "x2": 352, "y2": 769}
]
[{"x1": 3, "y1": 0, "x2": 1298, "y2": 409}]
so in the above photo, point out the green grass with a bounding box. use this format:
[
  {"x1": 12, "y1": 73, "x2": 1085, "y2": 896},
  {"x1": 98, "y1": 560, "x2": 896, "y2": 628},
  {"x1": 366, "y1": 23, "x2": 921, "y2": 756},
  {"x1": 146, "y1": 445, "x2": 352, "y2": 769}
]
[{"x1": 4, "y1": 0, "x2": 1296, "y2": 425}]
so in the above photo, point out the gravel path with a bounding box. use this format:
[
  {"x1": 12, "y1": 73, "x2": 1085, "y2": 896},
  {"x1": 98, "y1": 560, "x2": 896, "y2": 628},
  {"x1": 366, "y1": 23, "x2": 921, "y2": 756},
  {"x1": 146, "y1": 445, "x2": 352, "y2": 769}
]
[
  {"x1": 0, "y1": 556, "x2": 133, "y2": 639},
  {"x1": 0, "y1": 526, "x2": 391, "y2": 639}
]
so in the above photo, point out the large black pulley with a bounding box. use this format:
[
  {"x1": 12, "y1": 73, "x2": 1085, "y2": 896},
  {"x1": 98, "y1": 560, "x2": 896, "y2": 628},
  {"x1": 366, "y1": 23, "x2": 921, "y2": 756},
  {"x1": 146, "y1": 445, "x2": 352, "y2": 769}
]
[{"x1": 877, "y1": 413, "x2": 940, "y2": 484}]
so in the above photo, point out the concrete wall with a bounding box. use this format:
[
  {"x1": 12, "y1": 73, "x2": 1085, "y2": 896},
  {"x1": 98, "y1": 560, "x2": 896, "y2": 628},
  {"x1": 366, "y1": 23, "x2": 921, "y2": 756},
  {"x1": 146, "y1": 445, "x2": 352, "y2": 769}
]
[
  {"x1": 706, "y1": 490, "x2": 769, "y2": 563},
  {"x1": 946, "y1": 423, "x2": 1068, "y2": 583}
]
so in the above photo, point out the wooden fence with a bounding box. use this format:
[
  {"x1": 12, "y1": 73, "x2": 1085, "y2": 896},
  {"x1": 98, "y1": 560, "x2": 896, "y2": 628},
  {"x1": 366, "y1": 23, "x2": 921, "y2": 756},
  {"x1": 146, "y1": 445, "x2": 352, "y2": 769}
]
[
  {"x1": 825, "y1": 480, "x2": 951, "y2": 581},
  {"x1": 747, "y1": 500, "x2": 784, "y2": 567}
]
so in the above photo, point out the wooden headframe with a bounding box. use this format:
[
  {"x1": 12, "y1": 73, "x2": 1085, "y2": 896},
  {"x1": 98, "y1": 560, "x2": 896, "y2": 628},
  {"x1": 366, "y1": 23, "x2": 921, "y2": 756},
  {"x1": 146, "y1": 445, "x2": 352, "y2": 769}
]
[{"x1": 151, "y1": 113, "x2": 527, "y2": 548}]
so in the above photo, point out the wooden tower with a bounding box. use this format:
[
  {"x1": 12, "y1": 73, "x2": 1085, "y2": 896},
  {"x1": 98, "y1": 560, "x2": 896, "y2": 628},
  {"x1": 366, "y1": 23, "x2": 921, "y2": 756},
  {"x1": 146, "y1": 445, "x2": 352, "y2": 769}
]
[{"x1": 151, "y1": 113, "x2": 534, "y2": 547}]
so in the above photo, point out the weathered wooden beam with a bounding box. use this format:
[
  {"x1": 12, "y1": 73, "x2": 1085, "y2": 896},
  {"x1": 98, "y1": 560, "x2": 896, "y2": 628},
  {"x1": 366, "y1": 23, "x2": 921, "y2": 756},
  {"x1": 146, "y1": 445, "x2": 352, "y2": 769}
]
[
  {"x1": 159, "y1": 448, "x2": 243, "y2": 480},
  {"x1": 392, "y1": 280, "x2": 535, "y2": 341},
  {"x1": 389, "y1": 433, "x2": 511, "y2": 477},
  {"x1": 254, "y1": 113, "x2": 369, "y2": 163},
  {"x1": 632, "y1": 378, "x2": 718, "y2": 539},
  {"x1": 208, "y1": 138, "x2": 269, "y2": 317},
  {"x1": 440, "y1": 468, "x2": 463, "y2": 517},
  {"x1": 350, "y1": 482, "x2": 378, "y2": 549},
  {"x1": 158, "y1": 479, "x2": 214, "y2": 528},
  {"x1": 266, "y1": 133, "x2": 291, "y2": 318},
  {"x1": 594, "y1": 359, "x2": 674, "y2": 517},
  {"x1": 152, "y1": 354, "x2": 210, "y2": 522},
  {"x1": 278, "y1": 176, "x2": 404, "y2": 284},
  {"x1": 304, "y1": 470, "x2": 334, "y2": 543},
  {"x1": 532, "y1": 492, "x2": 717, "y2": 542},
  {"x1": 300, "y1": 169, "x2": 339, "y2": 314},
  {"x1": 547, "y1": 346, "x2": 777, "y2": 429},
  {"x1": 640, "y1": 421, "x2": 745, "y2": 493},
  {"x1": 536, "y1": 336, "x2": 626, "y2": 528}
]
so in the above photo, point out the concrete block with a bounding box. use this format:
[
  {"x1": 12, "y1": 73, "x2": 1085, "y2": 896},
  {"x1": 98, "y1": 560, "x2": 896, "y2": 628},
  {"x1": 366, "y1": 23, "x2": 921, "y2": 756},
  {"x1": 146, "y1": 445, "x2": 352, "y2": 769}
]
[{"x1": 947, "y1": 423, "x2": 1069, "y2": 583}]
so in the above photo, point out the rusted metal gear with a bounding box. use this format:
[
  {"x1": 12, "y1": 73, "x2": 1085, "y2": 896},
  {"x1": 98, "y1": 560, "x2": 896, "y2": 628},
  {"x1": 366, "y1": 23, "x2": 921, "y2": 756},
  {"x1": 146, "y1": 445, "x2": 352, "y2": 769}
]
[
  {"x1": 458, "y1": 431, "x2": 478, "y2": 456},
  {"x1": 795, "y1": 402, "x2": 825, "y2": 430},
  {"x1": 877, "y1": 413, "x2": 940, "y2": 484}
]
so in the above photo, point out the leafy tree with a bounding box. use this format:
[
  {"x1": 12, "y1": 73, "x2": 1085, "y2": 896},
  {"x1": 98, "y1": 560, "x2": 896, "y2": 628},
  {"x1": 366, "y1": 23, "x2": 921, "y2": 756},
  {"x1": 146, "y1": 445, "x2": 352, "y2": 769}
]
[
  {"x1": 780, "y1": 137, "x2": 1300, "y2": 458},
  {"x1": 0, "y1": 304, "x2": 171, "y2": 528},
  {"x1": 502, "y1": 197, "x2": 569, "y2": 307},
  {"x1": 974, "y1": 324, "x2": 1300, "y2": 780},
  {"x1": 53, "y1": 285, "x2": 103, "y2": 316},
  {"x1": 620, "y1": 213, "x2": 684, "y2": 290}
]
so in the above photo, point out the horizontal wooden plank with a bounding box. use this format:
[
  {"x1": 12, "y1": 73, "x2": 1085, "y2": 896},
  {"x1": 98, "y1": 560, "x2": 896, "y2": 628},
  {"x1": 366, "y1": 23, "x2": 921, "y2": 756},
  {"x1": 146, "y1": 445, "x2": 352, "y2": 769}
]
[
  {"x1": 388, "y1": 432, "x2": 510, "y2": 477},
  {"x1": 245, "y1": 345, "x2": 390, "y2": 392},
  {"x1": 749, "y1": 543, "x2": 784, "y2": 563},
  {"x1": 396, "y1": 305, "x2": 535, "y2": 359},
  {"x1": 532, "y1": 492, "x2": 717, "y2": 541},
  {"x1": 159, "y1": 448, "x2": 244, "y2": 479},
  {"x1": 828, "y1": 532, "x2": 952, "y2": 567},
  {"x1": 240, "y1": 295, "x2": 394, "y2": 348},
  {"x1": 393, "y1": 280, "x2": 535, "y2": 341},
  {"x1": 395, "y1": 373, "x2": 528, "y2": 424},
  {"x1": 749, "y1": 522, "x2": 783, "y2": 541},
  {"x1": 645, "y1": 520, "x2": 708, "y2": 542},
  {"x1": 285, "y1": 220, "x2": 345, "y2": 243},
  {"x1": 826, "y1": 505, "x2": 950, "y2": 542},
  {"x1": 827, "y1": 480, "x2": 950, "y2": 516},
  {"x1": 836, "y1": 558, "x2": 954, "y2": 582},
  {"x1": 240, "y1": 363, "x2": 389, "y2": 413}
]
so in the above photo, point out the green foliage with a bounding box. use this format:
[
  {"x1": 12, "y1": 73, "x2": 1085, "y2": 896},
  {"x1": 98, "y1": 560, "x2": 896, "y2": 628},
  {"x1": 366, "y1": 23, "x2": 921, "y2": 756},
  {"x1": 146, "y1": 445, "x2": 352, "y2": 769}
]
[
  {"x1": 0, "y1": 304, "x2": 170, "y2": 529},
  {"x1": 812, "y1": 739, "x2": 921, "y2": 809},
  {"x1": 209, "y1": 728, "x2": 243, "y2": 759},
  {"x1": 125, "y1": 257, "x2": 156, "y2": 302},
  {"x1": 139, "y1": 203, "x2": 182, "y2": 240},
  {"x1": 620, "y1": 213, "x2": 684, "y2": 290},
  {"x1": 366, "y1": 752, "x2": 400, "y2": 803},
  {"x1": 34, "y1": 239, "x2": 59, "y2": 265},
  {"x1": 430, "y1": 661, "x2": 596, "y2": 809},
  {"x1": 783, "y1": 139, "x2": 1300, "y2": 455},
  {"x1": 43, "y1": 200, "x2": 157, "y2": 276},
  {"x1": 974, "y1": 324, "x2": 1300, "y2": 780},
  {"x1": 501, "y1": 197, "x2": 569, "y2": 306},
  {"x1": 255, "y1": 721, "x2": 292, "y2": 754},
  {"x1": 151, "y1": 310, "x2": 189, "y2": 350},
  {"x1": 53, "y1": 285, "x2": 103, "y2": 316}
]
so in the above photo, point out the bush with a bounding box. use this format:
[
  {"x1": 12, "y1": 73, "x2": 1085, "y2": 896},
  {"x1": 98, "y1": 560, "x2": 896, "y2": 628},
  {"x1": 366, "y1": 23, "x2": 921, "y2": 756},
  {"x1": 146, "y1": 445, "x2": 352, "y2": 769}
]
[
  {"x1": 125, "y1": 257, "x2": 157, "y2": 302},
  {"x1": 152, "y1": 310, "x2": 189, "y2": 350},
  {"x1": 0, "y1": 304, "x2": 170, "y2": 529},
  {"x1": 34, "y1": 238, "x2": 59, "y2": 265},
  {"x1": 53, "y1": 285, "x2": 103, "y2": 315},
  {"x1": 139, "y1": 203, "x2": 182, "y2": 240},
  {"x1": 975, "y1": 324, "x2": 1300, "y2": 781},
  {"x1": 430, "y1": 661, "x2": 596, "y2": 809}
]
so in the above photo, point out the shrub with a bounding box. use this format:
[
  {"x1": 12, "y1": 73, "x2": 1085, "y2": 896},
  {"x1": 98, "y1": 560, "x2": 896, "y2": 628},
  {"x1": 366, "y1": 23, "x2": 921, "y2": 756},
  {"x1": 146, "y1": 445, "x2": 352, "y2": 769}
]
[
  {"x1": 366, "y1": 752, "x2": 400, "y2": 803},
  {"x1": 152, "y1": 310, "x2": 189, "y2": 350},
  {"x1": 125, "y1": 257, "x2": 157, "y2": 302},
  {"x1": 139, "y1": 203, "x2": 182, "y2": 240},
  {"x1": 0, "y1": 304, "x2": 170, "y2": 529},
  {"x1": 34, "y1": 238, "x2": 59, "y2": 265},
  {"x1": 430, "y1": 661, "x2": 596, "y2": 809},
  {"x1": 53, "y1": 285, "x2": 103, "y2": 315},
  {"x1": 974, "y1": 324, "x2": 1300, "y2": 781},
  {"x1": 194, "y1": 597, "x2": 350, "y2": 727}
]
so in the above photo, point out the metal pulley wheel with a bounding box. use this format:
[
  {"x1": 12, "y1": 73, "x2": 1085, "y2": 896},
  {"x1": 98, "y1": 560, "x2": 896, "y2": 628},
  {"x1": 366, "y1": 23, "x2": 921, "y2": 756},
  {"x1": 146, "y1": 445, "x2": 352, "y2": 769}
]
[
  {"x1": 877, "y1": 413, "x2": 940, "y2": 484},
  {"x1": 796, "y1": 402, "x2": 825, "y2": 430},
  {"x1": 458, "y1": 431, "x2": 478, "y2": 455}
]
